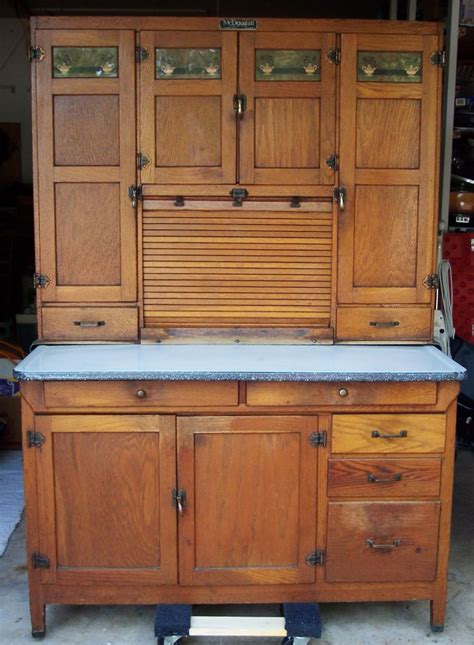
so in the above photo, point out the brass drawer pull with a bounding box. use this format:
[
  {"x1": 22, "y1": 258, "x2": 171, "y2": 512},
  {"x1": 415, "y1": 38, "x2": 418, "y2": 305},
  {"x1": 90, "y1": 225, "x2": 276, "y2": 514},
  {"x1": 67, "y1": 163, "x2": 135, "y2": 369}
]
[
  {"x1": 73, "y1": 320, "x2": 106, "y2": 328},
  {"x1": 366, "y1": 538, "x2": 401, "y2": 550},
  {"x1": 136, "y1": 389, "x2": 146, "y2": 399},
  {"x1": 367, "y1": 472, "x2": 402, "y2": 484},
  {"x1": 369, "y1": 321, "x2": 400, "y2": 328},
  {"x1": 371, "y1": 430, "x2": 408, "y2": 439}
]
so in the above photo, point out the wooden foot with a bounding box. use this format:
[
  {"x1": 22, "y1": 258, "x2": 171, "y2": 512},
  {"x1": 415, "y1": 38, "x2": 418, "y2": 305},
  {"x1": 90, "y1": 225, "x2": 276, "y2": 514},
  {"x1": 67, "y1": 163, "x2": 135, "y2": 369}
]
[
  {"x1": 30, "y1": 600, "x2": 46, "y2": 639},
  {"x1": 430, "y1": 596, "x2": 446, "y2": 634}
]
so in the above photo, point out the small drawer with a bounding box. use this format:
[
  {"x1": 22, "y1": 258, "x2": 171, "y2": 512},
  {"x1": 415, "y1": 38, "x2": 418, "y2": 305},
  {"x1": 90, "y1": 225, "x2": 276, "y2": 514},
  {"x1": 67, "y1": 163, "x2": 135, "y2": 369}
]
[
  {"x1": 42, "y1": 307, "x2": 138, "y2": 341},
  {"x1": 327, "y1": 458, "x2": 441, "y2": 497},
  {"x1": 326, "y1": 501, "x2": 440, "y2": 582},
  {"x1": 336, "y1": 306, "x2": 432, "y2": 341},
  {"x1": 246, "y1": 382, "x2": 437, "y2": 407},
  {"x1": 332, "y1": 414, "x2": 446, "y2": 454},
  {"x1": 43, "y1": 380, "x2": 239, "y2": 408}
]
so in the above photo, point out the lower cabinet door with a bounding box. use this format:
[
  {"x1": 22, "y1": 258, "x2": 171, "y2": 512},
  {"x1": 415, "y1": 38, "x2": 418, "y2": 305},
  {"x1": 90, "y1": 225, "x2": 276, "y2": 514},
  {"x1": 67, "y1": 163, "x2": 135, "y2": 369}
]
[
  {"x1": 35, "y1": 415, "x2": 177, "y2": 585},
  {"x1": 325, "y1": 501, "x2": 440, "y2": 582},
  {"x1": 177, "y1": 416, "x2": 319, "y2": 585}
]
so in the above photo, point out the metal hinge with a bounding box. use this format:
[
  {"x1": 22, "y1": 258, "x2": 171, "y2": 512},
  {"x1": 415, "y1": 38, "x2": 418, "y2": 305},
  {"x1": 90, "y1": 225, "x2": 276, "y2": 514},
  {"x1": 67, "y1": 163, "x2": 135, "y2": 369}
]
[
  {"x1": 423, "y1": 273, "x2": 440, "y2": 289},
  {"x1": 326, "y1": 154, "x2": 339, "y2": 171},
  {"x1": 128, "y1": 184, "x2": 143, "y2": 208},
  {"x1": 32, "y1": 552, "x2": 50, "y2": 569},
  {"x1": 33, "y1": 273, "x2": 50, "y2": 289},
  {"x1": 137, "y1": 152, "x2": 151, "y2": 170},
  {"x1": 28, "y1": 46, "x2": 45, "y2": 62},
  {"x1": 136, "y1": 46, "x2": 149, "y2": 63},
  {"x1": 430, "y1": 51, "x2": 446, "y2": 67},
  {"x1": 308, "y1": 431, "x2": 327, "y2": 448},
  {"x1": 326, "y1": 48, "x2": 341, "y2": 64},
  {"x1": 27, "y1": 431, "x2": 46, "y2": 448},
  {"x1": 306, "y1": 550, "x2": 325, "y2": 567},
  {"x1": 230, "y1": 188, "x2": 248, "y2": 207}
]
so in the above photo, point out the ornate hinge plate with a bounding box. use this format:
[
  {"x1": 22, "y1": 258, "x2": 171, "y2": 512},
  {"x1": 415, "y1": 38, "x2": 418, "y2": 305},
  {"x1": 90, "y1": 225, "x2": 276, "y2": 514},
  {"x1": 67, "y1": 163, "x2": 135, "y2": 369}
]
[
  {"x1": 32, "y1": 552, "x2": 50, "y2": 569},
  {"x1": 136, "y1": 46, "x2": 149, "y2": 63},
  {"x1": 29, "y1": 46, "x2": 45, "y2": 62},
  {"x1": 326, "y1": 48, "x2": 341, "y2": 64},
  {"x1": 308, "y1": 431, "x2": 327, "y2": 448},
  {"x1": 33, "y1": 273, "x2": 50, "y2": 289},
  {"x1": 137, "y1": 152, "x2": 151, "y2": 169},
  {"x1": 430, "y1": 51, "x2": 446, "y2": 67},
  {"x1": 423, "y1": 273, "x2": 440, "y2": 289},
  {"x1": 306, "y1": 550, "x2": 325, "y2": 567},
  {"x1": 326, "y1": 154, "x2": 339, "y2": 171},
  {"x1": 27, "y1": 431, "x2": 46, "y2": 448}
]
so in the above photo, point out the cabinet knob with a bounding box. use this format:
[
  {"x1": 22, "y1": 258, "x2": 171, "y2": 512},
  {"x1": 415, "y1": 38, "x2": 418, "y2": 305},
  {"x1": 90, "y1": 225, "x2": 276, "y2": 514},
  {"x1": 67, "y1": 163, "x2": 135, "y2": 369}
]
[
  {"x1": 338, "y1": 387, "x2": 349, "y2": 397},
  {"x1": 136, "y1": 389, "x2": 146, "y2": 399}
]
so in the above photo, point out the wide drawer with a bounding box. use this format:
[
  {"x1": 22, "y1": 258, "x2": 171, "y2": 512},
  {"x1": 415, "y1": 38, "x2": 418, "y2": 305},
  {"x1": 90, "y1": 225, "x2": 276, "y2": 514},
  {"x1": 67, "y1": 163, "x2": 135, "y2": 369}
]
[
  {"x1": 327, "y1": 458, "x2": 441, "y2": 497},
  {"x1": 42, "y1": 307, "x2": 138, "y2": 341},
  {"x1": 336, "y1": 306, "x2": 432, "y2": 341},
  {"x1": 44, "y1": 381, "x2": 239, "y2": 408},
  {"x1": 246, "y1": 382, "x2": 437, "y2": 407},
  {"x1": 325, "y1": 501, "x2": 440, "y2": 582},
  {"x1": 332, "y1": 414, "x2": 446, "y2": 453}
]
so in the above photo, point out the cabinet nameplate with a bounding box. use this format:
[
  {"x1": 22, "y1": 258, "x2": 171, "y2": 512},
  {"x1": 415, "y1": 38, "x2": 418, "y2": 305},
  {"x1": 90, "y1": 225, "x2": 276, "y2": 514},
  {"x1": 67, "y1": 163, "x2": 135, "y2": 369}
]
[{"x1": 219, "y1": 18, "x2": 257, "y2": 30}]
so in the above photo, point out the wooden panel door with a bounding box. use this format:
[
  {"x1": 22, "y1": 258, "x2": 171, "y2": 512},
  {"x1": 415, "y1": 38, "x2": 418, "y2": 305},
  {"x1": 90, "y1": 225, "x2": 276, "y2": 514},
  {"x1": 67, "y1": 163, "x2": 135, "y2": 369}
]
[
  {"x1": 140, "y1": 31, "x2": 237, "y2": 184},
  {"x1": 239, "y1": 32, "x2": 336, "y2": 185},
  {"x1": 35, "y1": 415, "x2": 177, "y2": 585},
  {"x1": 177, "y1": 415, "x2": 318, "y2": 585},
  {"x1": 337, "y1": 33, "x2": 441, "y2": 304},
  {"x1": 35, "y1": 30, "x2": 137, "y2": 303}
]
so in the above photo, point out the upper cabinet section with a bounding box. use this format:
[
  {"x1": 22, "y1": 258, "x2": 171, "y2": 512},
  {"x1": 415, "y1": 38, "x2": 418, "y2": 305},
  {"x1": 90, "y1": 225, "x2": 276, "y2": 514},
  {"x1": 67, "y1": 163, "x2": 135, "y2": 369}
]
[
  {"x1": 138, "y1": 30, "x2": 337, "y2": 186},
  {"x1": 35, "y1": 30, "x2": 137, "y2": 304}
]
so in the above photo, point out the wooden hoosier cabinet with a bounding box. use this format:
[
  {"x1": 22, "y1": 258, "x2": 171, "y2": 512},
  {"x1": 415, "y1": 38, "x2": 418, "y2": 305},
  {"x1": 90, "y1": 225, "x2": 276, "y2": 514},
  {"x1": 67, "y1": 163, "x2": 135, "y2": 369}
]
[{"x1": 17, "y1": 15, "x2": 466, "y2": 641}]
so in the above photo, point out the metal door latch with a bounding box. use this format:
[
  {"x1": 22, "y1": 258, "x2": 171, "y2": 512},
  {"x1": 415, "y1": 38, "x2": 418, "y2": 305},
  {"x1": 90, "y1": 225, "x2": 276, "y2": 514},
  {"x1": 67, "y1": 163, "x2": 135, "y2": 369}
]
[
  {"x1": 233, "y1": 94, "x2": 247, "y2": 118},
  {"x1": 230, "y1": 188, "x2": 248, "y2": 207}
]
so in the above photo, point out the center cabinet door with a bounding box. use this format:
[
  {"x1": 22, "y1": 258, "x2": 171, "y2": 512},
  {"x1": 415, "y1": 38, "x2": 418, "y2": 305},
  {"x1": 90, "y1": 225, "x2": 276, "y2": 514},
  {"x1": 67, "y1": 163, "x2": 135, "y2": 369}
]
[
  {"x1": 140, "y1": 31, "x2": 237, "y2": 184},
  {"x1": 239, "y1": 32, "x2": 336, "y2": 185},
  {"x1": 35, "y1": 415, "x2": 177, "y2": 585},
  {"x1": 177, "y1": 416, "x2": 318, "y2": 585}
]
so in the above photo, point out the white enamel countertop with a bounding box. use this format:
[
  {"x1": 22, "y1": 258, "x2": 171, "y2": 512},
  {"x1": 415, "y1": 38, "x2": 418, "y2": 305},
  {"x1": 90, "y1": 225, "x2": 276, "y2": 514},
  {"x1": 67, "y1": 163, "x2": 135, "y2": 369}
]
[{"x1": 14, "y1": 344, "x2": 466, "y2": 382}]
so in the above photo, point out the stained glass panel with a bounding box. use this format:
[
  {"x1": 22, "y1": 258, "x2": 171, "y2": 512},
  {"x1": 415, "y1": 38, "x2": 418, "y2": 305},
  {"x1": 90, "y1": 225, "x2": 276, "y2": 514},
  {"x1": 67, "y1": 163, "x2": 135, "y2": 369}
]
[
  {"x1": 53, "y1": 47, "x2": 118, "y2": 78},
  {"x1": 256, "y1": 50, "x2": 321, "y2": 81},
  {"x1": 357, "y1": 51, "x2": 422, "y2": 82},
  {"x1": 155, "y1": 48, "x2": 221, "y2": 79}
]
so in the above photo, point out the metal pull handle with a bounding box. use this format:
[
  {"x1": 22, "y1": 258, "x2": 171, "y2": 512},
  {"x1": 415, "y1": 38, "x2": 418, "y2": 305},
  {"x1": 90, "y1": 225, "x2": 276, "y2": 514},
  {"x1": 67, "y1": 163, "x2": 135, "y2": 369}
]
[
  {"x1": 366, "y1": 538, "x2": 401, "y2": 550},
  {"x1": 233, "y1": 94, "x2": 246, "y2": 119},
  {"x1": 73, "y1": 320, "x2": 106, "y2": 328},
  {"x1": 334, "y1": 186, "x2": 346, "y2": 211},
  {"x1": 371, "y1": 430, "x2": 408, "y2": 439},
  {"x1": 173, "y1": 489, "x2": 186, "y2": 514},
  {"x1": 369, "y1": 321, "x2": 400, "y2": 328},
  {"x1": 136, "y1": 389, "x2": 146, "y2": 399},
  {"x1": 367, "y1": 472, "x2": 402, "y2": 484}
]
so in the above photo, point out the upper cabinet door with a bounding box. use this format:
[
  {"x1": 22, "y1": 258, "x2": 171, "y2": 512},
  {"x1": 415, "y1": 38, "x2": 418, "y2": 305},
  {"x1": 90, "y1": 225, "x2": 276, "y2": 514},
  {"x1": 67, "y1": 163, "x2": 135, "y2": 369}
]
[
  {"x1": 338, "y1": 33, "x2": 441, "y2": 304},
  {"x1": 139, "y1": 31, "x2": 237, "y2": 184},
  {"x1": 239, "y1": 32, "x2": 337, "y2": 186},
  {"x1": 35, "y1": 30, "x2": 137, "y2": 303}
]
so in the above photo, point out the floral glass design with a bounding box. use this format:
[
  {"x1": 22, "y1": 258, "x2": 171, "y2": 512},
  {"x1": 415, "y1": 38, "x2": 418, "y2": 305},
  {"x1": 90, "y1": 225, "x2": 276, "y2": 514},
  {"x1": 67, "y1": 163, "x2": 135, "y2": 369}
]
[
  {"x1": 155, "y1": 48, "x2": 221, "y2": 79},
  {"x1": 357, "y1": 52, "x2": 422, "y2": 82},
  {"x1": 256, "y1": 50, "x2": 321, "y2": 81},
  {"x1": 52, "y1": 47, "x2": 118, "y2": 78}
]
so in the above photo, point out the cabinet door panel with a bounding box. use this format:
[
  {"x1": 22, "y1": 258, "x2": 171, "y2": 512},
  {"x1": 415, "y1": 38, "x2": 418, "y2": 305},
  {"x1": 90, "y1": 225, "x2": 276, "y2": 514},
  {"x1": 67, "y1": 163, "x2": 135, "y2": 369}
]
[
  {"x1": 36, "y1": 30, "x2": 136, "y2": 303},
  {"x1": 35, "y1": 415, "x2": 177, "y2": 585},
  {"x1": 177, "y1": 416, "x2": 318, "y2": 585},
  {"x1": 239, "y1": 32, "x2": 336, "y2": 186},
  {"x1": 140, "y1": 31, "x2": 237, "y2": 184},
  {"x1": 338, "y1": 33, "x2": 441, "y2": 305}
]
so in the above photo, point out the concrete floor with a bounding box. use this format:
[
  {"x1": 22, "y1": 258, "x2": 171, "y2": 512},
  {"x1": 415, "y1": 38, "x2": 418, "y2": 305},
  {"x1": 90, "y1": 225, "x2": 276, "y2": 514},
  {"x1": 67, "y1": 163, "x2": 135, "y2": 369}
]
[{"x1": 0, "y1": 449, "x2": 473, "y2": 645}]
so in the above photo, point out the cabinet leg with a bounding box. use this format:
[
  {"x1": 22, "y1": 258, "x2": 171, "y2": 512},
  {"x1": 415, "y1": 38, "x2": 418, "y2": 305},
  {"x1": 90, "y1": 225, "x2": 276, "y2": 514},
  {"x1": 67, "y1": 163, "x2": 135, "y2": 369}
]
[
  {"x1": 30, "y1": 598, "x2": 46, "y2": 639},
  {"x1": 430, "y1": 595, "x2": 446, "y2": 633}
]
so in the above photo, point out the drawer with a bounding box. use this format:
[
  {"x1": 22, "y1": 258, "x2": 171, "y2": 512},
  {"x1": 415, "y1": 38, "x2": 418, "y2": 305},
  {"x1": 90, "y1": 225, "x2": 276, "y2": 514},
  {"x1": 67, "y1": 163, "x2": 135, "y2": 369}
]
[
  {"x1": 332, "y1": 414, "x2": 446, "y2": 453},
  {"x1": 336, "y1": 307, "x2": 432, "y2": 341},
  {"x1": 246, "y1": 382, "x2": 437, "y2": 407},
  {"x1": 326, "y1": 501, "x2": 440, "y2": 582},
  {"x1": 42, "y1": 307, "x2": 138, "y2": 341},
  {"x1": 327, "y1": 458, "x2": 441, "y2": 497},
  {"x1": 44, "y1": 381, "x2": 239, "y2": 408}
]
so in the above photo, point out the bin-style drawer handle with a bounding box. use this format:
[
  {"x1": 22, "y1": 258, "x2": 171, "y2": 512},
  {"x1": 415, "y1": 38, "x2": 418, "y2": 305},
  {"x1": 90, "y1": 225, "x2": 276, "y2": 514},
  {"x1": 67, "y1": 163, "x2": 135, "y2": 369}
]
[
  {"x1": 371, "y1": 430, "x2": 408, "y2": 439},
  {"x1": 73, "y1": 320, "x2": 106, "y2": 328},
  {"x1": 367, "y1": 472, "x2": 403, "y2": 483},
  {"x1": 369, "y1": 321, "x2": 400, "y2": 328},
  {"x1": 366, "y1": 538, "x2": 401, "y2": 550}
]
